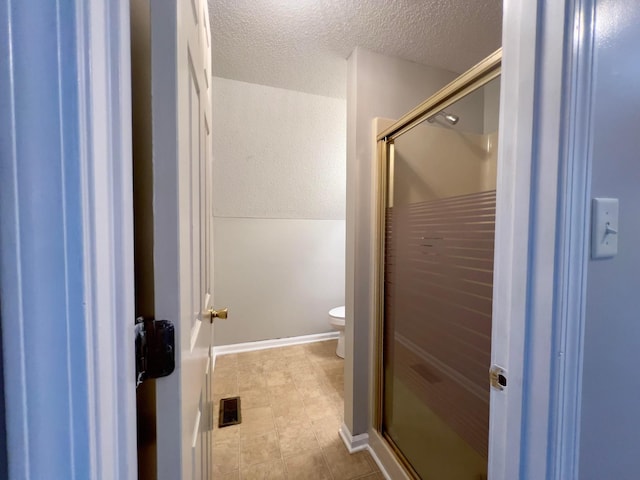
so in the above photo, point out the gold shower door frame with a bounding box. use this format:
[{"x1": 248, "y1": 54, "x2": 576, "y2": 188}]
[{"x1": 373, "y1": 49, "x2": 502, "y2": 479}]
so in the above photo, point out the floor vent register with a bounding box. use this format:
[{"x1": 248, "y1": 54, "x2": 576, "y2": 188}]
[{"x1": 218, "y1": 396, "x2": 241, "y2": 428}]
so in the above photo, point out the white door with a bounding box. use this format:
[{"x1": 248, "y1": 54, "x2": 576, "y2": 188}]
[{"x1": 150, "y1": 0, "x2": 214, "y2": 478}]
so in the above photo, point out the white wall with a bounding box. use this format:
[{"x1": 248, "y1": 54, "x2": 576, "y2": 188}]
[
  {"x1": 483, "y1": 77, "x2": 500, "y2": 134},
  {"x1": 345, "y1": 47, "x2": 457, "y2": 436},
  {"x1": 212, "y1": 77, "x2": 346, "y2": 345},
  {"x1": 579, "y1": 1, "x2": 640, "y2": 478}
]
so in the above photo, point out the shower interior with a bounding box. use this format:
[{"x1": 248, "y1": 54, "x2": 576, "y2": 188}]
[
  {"x1": 375, "y1": 51, "x2": 501, "y2": 480},
  {"x1": 426, "y1": 110, "x2": 459, "y2": 125}
]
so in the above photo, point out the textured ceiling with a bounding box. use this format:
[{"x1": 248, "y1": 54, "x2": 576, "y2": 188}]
[{"x1": 210, "y1": 0, "x2": 502, "y2": 99}]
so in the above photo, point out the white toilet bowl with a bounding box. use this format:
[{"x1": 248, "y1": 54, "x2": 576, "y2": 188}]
[{"x1": 328, "y1": 306, "x2": 346, "y2": 358}]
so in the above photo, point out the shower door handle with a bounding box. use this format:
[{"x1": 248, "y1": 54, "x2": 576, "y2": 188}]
[{"x1": 489, "y1": 365, "x2": 507, "y2": 391}]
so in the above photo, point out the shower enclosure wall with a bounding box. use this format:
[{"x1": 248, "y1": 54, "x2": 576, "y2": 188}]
[{"x1": 374, "y1": 51, "x2": 501, "y2": 480}]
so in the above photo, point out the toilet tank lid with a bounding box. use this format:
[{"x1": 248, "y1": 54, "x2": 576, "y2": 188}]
[{"x1": 329, "y1": 306, "x2": 345, "y2": 319}]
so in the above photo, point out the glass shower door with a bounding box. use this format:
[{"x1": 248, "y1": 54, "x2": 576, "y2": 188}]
[{"x1": 381, "y1": 76, "x2": 500, "y2": 480}]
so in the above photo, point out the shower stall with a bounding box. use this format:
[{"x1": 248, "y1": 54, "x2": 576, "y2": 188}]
[{"x1": 374, "y1": 50, "x2": 501, "y2": 479}]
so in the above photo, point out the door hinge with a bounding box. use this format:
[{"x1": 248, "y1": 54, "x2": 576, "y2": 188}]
[
  {"x1": 135, "y1": 316, "x2": 175, "y2": 388},
  {"x1": 489, "y1": 365, "x2": 507, "y2": 391}
]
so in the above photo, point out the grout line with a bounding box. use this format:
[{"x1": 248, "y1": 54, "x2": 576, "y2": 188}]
[
  {"x1": 269, "y1": 398, "x2": 286, "y2": 476},
  {"x1": 302, "y1": 343, "x2": 337, "y2": 480},
  {"x1": 319, "y1": 444, "x2": 337, "y2": 480}
]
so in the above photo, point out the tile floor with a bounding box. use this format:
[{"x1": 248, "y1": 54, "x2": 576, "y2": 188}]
[{"x1": 212, "y1": 339, "x2": 384, "y2": 480}]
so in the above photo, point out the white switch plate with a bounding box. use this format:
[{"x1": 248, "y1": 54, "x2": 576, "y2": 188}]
[{"x1": 591, "y1": 198, "x2": 619, "y2": 259}]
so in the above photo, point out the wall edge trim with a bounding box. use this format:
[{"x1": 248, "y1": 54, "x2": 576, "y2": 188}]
[{"x1": 339, "y1": 423, "x2": 369, "y2": 453}]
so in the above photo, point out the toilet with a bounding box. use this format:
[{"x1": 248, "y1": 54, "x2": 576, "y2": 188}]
[{"x1": 328, "y1": 306, "x2": 346, "y2": 358}]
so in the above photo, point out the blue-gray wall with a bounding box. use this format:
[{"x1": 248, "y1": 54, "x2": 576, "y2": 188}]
[
  {"x1": 579, "y1": 1, "x2": 640, "y2": 478},
  {"x1": 0, "y1": 313, "x2": 6, "y2": 479}
]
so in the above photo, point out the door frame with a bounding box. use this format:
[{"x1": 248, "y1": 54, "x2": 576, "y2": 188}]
[
  {"x1": 491, "y1": 0, "x2": 593, "y2": 478},
  {"x1": 1, "y1": 0, "x2": 593, "y2": 478},
  {"x1": 0, "y1": 0, "x2": 136, "y2": 477}
]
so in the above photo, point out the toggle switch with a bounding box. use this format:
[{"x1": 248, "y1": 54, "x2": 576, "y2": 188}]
[{"x1": 591, "y1": 198, "x2": 619, "y2": 259}]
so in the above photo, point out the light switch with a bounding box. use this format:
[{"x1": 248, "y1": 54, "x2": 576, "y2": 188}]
[{"x1": 591, "y1": 198, "x2": 619, "y2": 259}]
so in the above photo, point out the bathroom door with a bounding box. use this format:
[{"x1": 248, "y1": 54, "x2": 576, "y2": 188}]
[{"x1": 150, "y1": 0, "x2": 214, "y2": 478}]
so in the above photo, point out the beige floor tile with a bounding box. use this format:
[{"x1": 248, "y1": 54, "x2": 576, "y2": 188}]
[
  {"x1": 327, "y1": 391, "x2": 345, "y2": 412},
  {"x1": 333, "y1": 387, "x2": 345, "y2": 402},
  {"x1": 311, "y1": 347, "x2": 339, "y2": 360},
  {"x1": 237, "y1": 359, "x2": 265, "y2": 372},
  {"x1": 214, "y1": 424, "x2": 240, "y2": 444},
  {"x1": 238, "y1": 372, "x2": 267, "y2": 392},
  {"x1": 284, "y1": 451, "x2": 332, "y2": 480},
  {"x1": 290, "y1": 369, "x2": 322, "y2": 386},
  {"x1": 312, "y1": 345, "x2": 341, "y2": 356},
  {"x1": 214, "y1": 375, "x2": 239, "y2": 395},
  {"x1": 240, "y1": 406, "x2": 275, "y2": 439},
  {"x1": 325, "y1": 371, "x2": 344, "y2": 387},
  {"x1": 215, "y1": 353, "x2": 238, "y2": 369},
  {"x1": 274, "y1": 413, "x2": 308, "y2": 430},
  {"x1": 270, "y1": 397, "x2": 307, "y2": 419},
  {"x1": 219, "y1": 470, "x2": 240, "y2": 480},
  {"x1": 296, "y1": 382, "x2": 330, "y2": 401},
  {"x1": 262, "y1": 357, "x2": 291, "y2": 372},
  {"x1": 242, "y1": 405, "x2": 273, "y2": 422},
  {"x1": 313, "y1": 413, "x2": 342, "y2": 429},
  {"x1": 290, "y1": 356, "x2": 317, "y2": 368},
  {"x1": 357, "y1": 473, "x2": 385, "y2": 480},
  {"x1": 237, "y1": 370, "x2": 265, "y2": 387},
  {"x1": 239, "y1": 458, "x2": 286, "y2": 480},
  {"x1": 294, "y1": 381, "x2": 327, "y2": 398},
  {"x1": 283, "y1": 356, "x2": 310, "y2": 370},
  {"x1": 303, "y1": 394, "x2": 340, "y2": 420},
  {"x1": 267, "y1": 384, "x2": 300, "y2": 399},
  {"x1": 313, "y1": 427, "x2": 343, "y2": 449},
  {"x1": 237, "y1": 350, "x2": 271, "y2": 365},
  {"x1": 277, "y1": 345, "x2": 308, "y2": 357},
  {"x1": 305, "y1": 340, "x2": 337, "y2": 353},
  {"x1": 311, "y1": 415, "x2": 343, "y2": 448},
  {"x1": 285, "y1": 351, "x2": 314, "y2": 363},
  {"x1": 212, "y1": 372, "x2": 238, "y2": 393},
  {"x1": 322, "y1": 444, "x2": 375, "y2": 480},
  {"x1": 239, "y1": 431, "x2": 281, "y2": 468},
  {"x1": 260, "y1": 347, "x2": 285, "y2": 359},
  {"x1": 213, "y1": 439, "x2": 240, "y2": 475},
  {"x1": 318, "y1": 362, "x2": 344, "y2": 376},
  {"x1": 239, "y1": 388, "x2": 271, "y2": 409},
  {"x1": 264, "y1": 370, "x2": 294, "y2": 387},
  {"x1": 334, "y1": 403, "x2": 345, "y2": 421},
  {"x1": 277, "y1": 418, "x2": 320, "y2": 458},
  {"x1": 313, "y1": 359, "x2": 345, "y2": 375},
  {"x1": 213, "y1": 342, "x2": 383, "y2": 479},
  {"x1": 306, "y1": 353, "x2": 335, "y2": 366}
]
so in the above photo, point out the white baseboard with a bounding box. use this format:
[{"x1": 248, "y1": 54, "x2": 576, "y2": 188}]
[
  {"x1": 212, "y1": 331, "x2": 339, "y2": 357},
  {"x1": 339, "y1": 423, "x2": 369, "y2": 453},
  {"x1": 366, "y1": 444, "x2": 393, "y2": 480},
  {"x1": 339, "y1": 424, "x2": 392, "y2": 480},
  {"x1": 367, "y1": 429, "x2": 410, "y2": 480}
]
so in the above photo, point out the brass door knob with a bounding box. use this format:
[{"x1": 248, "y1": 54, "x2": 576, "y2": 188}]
[{"x1": 207, "y1": 307, "x2": 228, "y2": 323}]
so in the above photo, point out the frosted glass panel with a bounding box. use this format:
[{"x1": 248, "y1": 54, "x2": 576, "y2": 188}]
[{"x1": 382, "y1": 77, "x2": 499, "y2": 480}]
